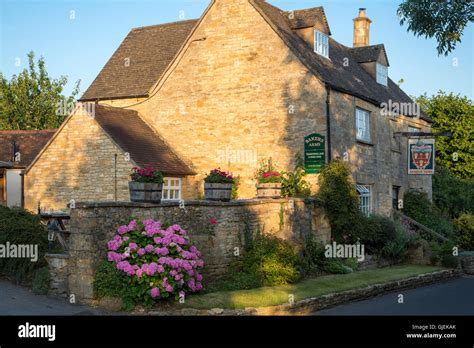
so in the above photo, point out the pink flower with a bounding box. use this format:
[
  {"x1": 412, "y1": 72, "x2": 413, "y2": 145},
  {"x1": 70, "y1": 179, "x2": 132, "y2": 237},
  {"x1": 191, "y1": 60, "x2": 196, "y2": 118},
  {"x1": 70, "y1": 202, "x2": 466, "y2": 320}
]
[
  {"x1": 117, "y1": 225, "x2": 129, "y2": 235},
  {"x1": 210, "y1": 218, "x2": 219, "y2": 225},
  {"x1": 136, "y1": 269, "x2": 143, "y2": 278},
  {"x1": 107, "y1": 240, "x2": 120, "y2": 251},
  {"x1": 127, "y1": 220, "x2": 137, "y2": 231},
  {"x1": 137, "y1": 248, "x2": 145, "y2": 256},
  {"x1": 128, "y1": 243, "x2": 138, "y2": 250},
  {"x1": 150, "y1": 287, "x2": 160, "y2": 299},
  {"x1": 145, "y1": 244, "x2": 154, "y2": 253},
  {"x1": 107, "y1": 252, "x2": 122, "y2": 262}
]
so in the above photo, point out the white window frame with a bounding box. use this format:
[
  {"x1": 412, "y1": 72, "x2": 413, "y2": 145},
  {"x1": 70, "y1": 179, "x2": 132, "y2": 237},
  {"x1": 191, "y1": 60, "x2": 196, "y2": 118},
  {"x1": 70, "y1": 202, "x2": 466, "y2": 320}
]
[
  {"x1": 162, "y1": 177, "x2": 182, "y2": 201},
  {"x1": 376, "y1": 63, "x2": 388, "y2": 86},
  {"x1": 314, "y1": 30, "x2": 329, "y2": 58},
  {"x1": 356, "y1": 184, "x2": 372, "y2": 217},
  {"x1": 356, "y1": 108, "x2": 371, "y2": 142},
  {"x1": 408, "y1": 126, "x2": 420, "y2": 133}
]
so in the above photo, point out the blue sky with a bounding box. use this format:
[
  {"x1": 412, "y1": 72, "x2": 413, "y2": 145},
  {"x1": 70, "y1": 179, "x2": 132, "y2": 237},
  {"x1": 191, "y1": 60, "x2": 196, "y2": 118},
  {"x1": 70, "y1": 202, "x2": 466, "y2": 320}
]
[{"x1": 1, "y1": 0, "x2": 472, "y2": 99}]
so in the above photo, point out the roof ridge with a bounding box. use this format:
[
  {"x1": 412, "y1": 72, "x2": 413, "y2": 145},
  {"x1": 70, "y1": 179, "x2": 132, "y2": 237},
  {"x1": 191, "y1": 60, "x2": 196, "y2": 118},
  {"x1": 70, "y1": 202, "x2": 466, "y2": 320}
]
[
  {"x1": 284, "y1": 6, "x2": 324, "y2": 14},
  {"x1": 131, "y1": 19, "x2": 198, "y2": 31},
  {"x1": 350, "y1": 44, "x2": 384, "y2": 50}
]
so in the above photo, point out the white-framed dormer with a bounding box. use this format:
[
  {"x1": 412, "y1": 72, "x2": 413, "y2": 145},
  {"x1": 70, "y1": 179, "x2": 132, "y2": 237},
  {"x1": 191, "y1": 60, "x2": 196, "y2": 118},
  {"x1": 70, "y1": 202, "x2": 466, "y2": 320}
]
[
  {"x1": 314, "y1": 30, "x2": 329, "y2": 58},
  {"x1": 376, "y1": 62, "x2": 388, "y2": 86}
]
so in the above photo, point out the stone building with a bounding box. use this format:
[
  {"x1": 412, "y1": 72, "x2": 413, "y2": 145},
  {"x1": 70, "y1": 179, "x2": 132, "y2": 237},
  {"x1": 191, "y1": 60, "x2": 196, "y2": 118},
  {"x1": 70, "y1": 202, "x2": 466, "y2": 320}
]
[
  {"x1": 24, "y1": 0, "x2": 432, "y2": 216},
  {"x1": 0, "y1": 130, "x2": 55, "y2": 208}
]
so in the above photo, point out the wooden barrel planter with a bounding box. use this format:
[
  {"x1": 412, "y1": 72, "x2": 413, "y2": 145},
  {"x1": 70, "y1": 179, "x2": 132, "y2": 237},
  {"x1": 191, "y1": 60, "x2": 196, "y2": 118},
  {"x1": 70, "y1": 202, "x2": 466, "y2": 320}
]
[
  {"x1": 129, "y1": 182, "x2": 163, "y2": 203},
  {"x1": 256, "y1": 183, "x2": 282, "y2": 198},
  {"x1": 204, "y1": 183, "x2": 232, "y2": 202}
]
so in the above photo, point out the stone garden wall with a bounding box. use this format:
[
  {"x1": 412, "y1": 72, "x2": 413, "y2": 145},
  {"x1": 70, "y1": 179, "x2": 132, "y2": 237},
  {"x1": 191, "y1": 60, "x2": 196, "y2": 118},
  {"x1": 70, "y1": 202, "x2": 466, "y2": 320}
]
[{"x1": 66, "y1": 198, "x2": 330, "y2": 303}]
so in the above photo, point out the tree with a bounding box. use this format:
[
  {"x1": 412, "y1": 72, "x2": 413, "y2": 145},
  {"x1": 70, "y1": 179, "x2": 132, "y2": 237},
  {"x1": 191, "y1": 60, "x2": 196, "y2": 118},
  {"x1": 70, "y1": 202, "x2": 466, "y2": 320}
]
[
  {"x1": 397, "y1": 0, "x2": 474, "y2": 55},
  {"x1": 0, "y1": 51, "x2": 80, "y2": 130},
  {"x1": 415, "y1": 92, "x2": 473, "y2": 179}
]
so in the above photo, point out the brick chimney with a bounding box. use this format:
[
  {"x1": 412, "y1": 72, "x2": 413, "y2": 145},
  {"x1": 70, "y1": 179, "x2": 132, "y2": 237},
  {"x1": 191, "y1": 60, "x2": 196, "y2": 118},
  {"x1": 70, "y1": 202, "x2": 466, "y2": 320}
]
[{"x1": 353, "y1": 8, "x2": 372, "y2": 47}]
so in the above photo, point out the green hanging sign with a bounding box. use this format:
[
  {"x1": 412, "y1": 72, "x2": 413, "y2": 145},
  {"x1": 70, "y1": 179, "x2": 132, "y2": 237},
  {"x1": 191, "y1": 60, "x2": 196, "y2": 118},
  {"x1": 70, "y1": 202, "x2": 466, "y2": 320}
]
[{"x1": 304, "y1": 133, "x2": 326, "y2": 174}]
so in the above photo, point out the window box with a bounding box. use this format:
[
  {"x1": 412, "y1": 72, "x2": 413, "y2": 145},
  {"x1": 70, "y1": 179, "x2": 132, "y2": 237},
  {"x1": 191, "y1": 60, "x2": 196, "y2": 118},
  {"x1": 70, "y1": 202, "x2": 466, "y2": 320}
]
[
  {"x1": 129, "y1": 182, "x2": 163, "y2": 203},
  {"x1": 204, "y1": 183, "x2": 232, "y2": 202},
  {"x1": 257, "y1": 183, "x2": 282, "y2": 198}
]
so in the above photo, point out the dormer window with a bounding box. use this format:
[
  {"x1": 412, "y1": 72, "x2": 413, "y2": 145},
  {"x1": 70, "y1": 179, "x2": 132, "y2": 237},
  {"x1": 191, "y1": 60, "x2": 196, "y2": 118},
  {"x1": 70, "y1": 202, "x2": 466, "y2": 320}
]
[
  {"x1": 376, "y1": 63, "x2": 388, "y2": 86},
  {"x1": 314, "y1": 30, "x2": 329, "y2": 58}
]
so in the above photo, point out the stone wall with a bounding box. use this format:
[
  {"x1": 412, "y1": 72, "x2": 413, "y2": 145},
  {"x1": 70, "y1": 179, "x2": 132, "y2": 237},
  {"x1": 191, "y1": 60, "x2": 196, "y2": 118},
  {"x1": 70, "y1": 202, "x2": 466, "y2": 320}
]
[
  {"x1": 45, "y1": 253, "x2": 70, "y2": 297},
  {"x1": 67, "y1": 198, "x2": 330, "y2": 303}
]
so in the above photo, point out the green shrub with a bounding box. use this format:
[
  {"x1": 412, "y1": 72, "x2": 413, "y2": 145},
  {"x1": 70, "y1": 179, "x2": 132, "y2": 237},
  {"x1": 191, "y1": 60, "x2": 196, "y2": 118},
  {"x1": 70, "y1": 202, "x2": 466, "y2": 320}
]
[
  {"x1": 430, "y1": 240, "x2": 457, "y2": 266},
  {"x1": 430, "y1": 254, "x2": 440, "y2": 266},
  {"x1": 281, "y1": 153, "x2": 311, "y2": 198},
  {"x1": 224, "y1": 232, "x2": 300, "y2": 289},
  {"x1": 301, "y1": 233, "x2": 327, "y2": 272},
  {"x1": 242, "y1": 233, "x2": 300, "y2": 286},
  {"x1": 302, "y1": 234, "x2": 359, "y2": 274},
  {"x1": 403, "y1": 190, "x2": 454, "y2": 238},
  {"x1": 322, "y1": 259, "x2": 353, "y2": 274},
  {"x1": 343, "y1": 258, "x2": 360, "y2": 271},
  {"x1": 93, "y1": 260, "x2": 131, "y2": 300},
  {"x1": 441, "y1": 254, "x2": 459, "y2": 268},
  {"x1": 315, "y1": 160, "x2": 362, "y2": 242},
  {"x1": 0, "y1": 206, "x2": 48, "y2": 284},
  {"x1": 455, "y1": 213, "x2": 474, "y2": 250},
  {"x1": 381, "y1": 221, "x2": 410, "y2": 261},
  {"x1": 32, "y1": 267, "x2": 50, "y2": 295}
]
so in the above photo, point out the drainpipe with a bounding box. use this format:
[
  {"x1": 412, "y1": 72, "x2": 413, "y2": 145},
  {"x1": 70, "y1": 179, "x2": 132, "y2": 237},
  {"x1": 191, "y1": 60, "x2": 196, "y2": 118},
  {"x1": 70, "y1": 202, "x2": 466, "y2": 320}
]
[
  {"x1": 325, "y1": 85, "x2": 332, "y2": 162},
  {"x1": 114, "y1": 154, "x2": 118, "y2": 201},
  {"x1": 11, "y1": 140, "x2": 16, "y2": 163}
]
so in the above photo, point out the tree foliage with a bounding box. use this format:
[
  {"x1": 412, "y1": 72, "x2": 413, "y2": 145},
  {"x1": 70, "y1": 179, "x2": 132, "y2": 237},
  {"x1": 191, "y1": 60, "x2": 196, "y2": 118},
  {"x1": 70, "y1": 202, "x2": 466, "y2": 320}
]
[
  {"x1": 0, "y1": 51, "x2": 80, "y2": 130},
  {"x1": 415, "y1": 92, "x2": 473, "y2": 179},
  {"x1": 433, "y1": 166, "x2": 474, "y2": 219},
  {"x1": 397, "y1": 0, "x2": 474, "y2": 55}
]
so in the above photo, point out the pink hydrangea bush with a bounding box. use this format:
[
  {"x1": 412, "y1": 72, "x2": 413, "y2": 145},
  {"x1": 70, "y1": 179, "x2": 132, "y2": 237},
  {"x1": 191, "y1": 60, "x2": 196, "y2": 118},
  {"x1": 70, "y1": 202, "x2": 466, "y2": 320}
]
[{"x1": 106, "y1": 219, "x2": 204, "y2": 305}]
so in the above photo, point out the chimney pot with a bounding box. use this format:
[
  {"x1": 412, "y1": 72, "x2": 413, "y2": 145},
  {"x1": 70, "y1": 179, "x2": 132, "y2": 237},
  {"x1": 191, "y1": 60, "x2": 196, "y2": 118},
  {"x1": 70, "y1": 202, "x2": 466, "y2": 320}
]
[{"x1": 353, "y1": 8, "x2": 372, "y2": 47}]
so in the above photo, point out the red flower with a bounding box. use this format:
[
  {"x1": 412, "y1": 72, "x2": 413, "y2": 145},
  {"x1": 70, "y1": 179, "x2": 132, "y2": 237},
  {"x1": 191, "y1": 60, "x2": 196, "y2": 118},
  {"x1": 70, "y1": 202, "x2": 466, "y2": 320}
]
[{"x1": 210, "y1": 218, "x2": 219, "y2": 225}]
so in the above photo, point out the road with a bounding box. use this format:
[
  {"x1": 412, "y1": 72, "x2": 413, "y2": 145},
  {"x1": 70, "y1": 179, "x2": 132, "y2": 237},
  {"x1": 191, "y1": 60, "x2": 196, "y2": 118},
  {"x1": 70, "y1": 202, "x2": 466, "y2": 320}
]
[
  {"x1": 314, "y1": 276, "x2": 474, "y2": 315},
  {"x1": 1, "y1": 276, "x2": 473, "y2": 316},
  {"x1": 0, "y1": 279, "x2": 104, "y2": 315}
]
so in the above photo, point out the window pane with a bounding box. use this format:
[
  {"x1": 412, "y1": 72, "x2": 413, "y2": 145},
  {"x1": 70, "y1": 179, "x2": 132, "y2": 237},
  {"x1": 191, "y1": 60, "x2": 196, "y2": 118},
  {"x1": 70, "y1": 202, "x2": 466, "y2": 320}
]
[
  {"x1": 162, "y1": 177, "x2": 181, "y2": 201},
  {"x1": 356, "y1": 109, "x2": 369, "y2": 141},
  {"x1": 314, "y1": 30, "x2": 329, "y2": 58}
]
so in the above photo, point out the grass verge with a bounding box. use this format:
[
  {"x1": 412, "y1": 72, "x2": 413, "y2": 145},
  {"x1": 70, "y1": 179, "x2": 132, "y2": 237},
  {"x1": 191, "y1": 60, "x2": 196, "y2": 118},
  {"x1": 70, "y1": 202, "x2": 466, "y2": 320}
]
[{"x1": 182, "y1": 265, "x2": 443, "y2": 309}]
